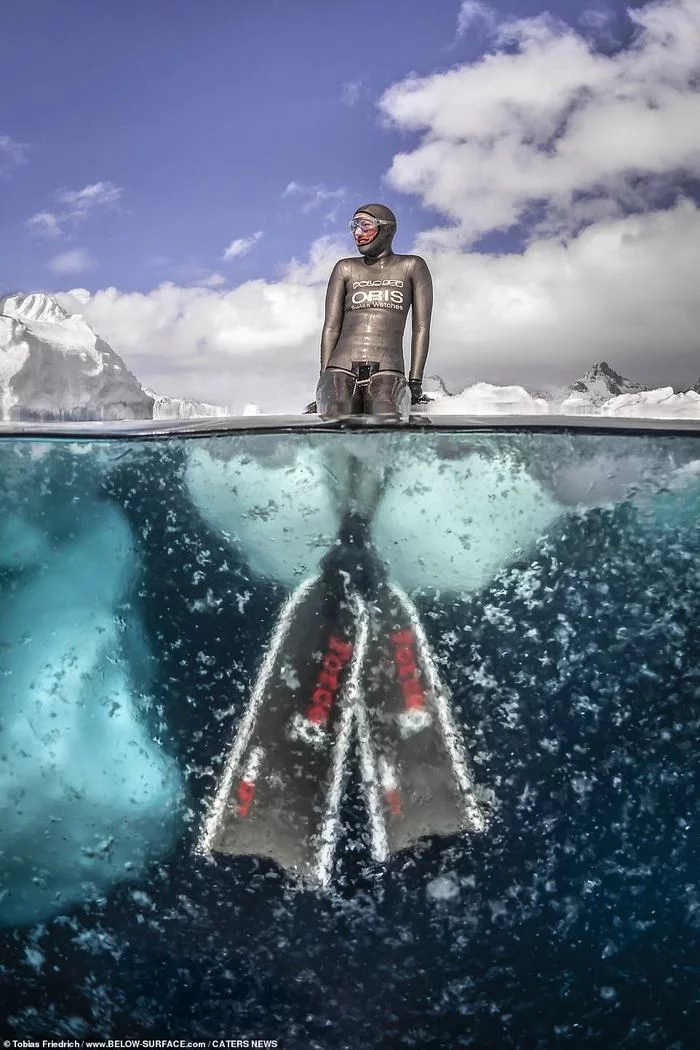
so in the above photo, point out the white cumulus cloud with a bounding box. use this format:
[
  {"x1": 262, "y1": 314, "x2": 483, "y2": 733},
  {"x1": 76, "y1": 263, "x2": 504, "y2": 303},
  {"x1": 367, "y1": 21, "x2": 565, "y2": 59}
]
[
  {"x1": 283, "y1": 181, "x2": 346, "y2": 218},
  {"x1": 579, "y1": 5, "x2": 619, "y2": 45},
  {"x1": 27, "y1": 180, "x2": 123, "y2": 239},
  {"x1": 281, "y1": 235, "x2": 348, "y2": 286},
  {"x1": 456, "y1": 1, "x2": 498, "y2": 36},
  {"x1": 420, "y1": 198, "x2": 700, "y2": 393},
  {"x1": 198, "y1": 272, "x2": 227, "y2": 288},
  {"x1": 56, "y1": 180, "x2": 122, "y2": 217},
  {"x1": 27, "y1": 211, "x2": 63, "y2": 239},
  {"x1": 55, "y1": 249, "x2": 328, "y2": 411},
  {"x1": 340, "y1": 79, "x2": 368, "y2": 106},
  {"x1": 222, "y1": 231, "x2": 263, "y2": 260},
  {"x1": 48, "y1": 249, "x2": 93, "y2": 275},
  {"x1": 381, "y1": 0, "x2": 700, "y2": 246}
]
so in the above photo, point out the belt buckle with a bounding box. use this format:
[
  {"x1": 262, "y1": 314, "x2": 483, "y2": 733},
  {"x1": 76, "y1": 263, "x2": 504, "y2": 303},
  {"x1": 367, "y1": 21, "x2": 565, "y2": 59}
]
[{"x1": 353, "y1": 361, "x2": 379, "y2": 385}]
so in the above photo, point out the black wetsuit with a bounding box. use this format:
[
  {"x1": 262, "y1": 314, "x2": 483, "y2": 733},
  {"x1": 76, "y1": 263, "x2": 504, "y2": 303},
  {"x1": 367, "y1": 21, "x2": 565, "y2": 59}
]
[{"x1": 315, "y1": 207, "x2": 433, "y2": 417}]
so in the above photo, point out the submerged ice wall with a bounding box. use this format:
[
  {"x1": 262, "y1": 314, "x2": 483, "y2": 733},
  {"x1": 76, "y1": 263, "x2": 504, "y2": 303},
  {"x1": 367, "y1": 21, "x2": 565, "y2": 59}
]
[
  {"x1": 184, "y1": 434, "x2": 564, "y2": 593},
  {"x1": 0, "y1": 447, "x2": 183, "y2": 926}
]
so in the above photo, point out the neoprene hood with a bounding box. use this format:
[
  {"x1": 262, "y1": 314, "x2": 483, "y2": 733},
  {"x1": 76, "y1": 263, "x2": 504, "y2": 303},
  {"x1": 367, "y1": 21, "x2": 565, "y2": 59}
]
[{"x1": 354, "y1": 203, "x2": 397, "y2": 258}]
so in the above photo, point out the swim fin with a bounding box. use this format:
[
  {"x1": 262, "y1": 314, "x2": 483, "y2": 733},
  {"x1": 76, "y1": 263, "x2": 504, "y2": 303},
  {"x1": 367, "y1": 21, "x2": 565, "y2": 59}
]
[
  {"x1": 197, "y1": 568, "x2": 368, "y2": 888},
  {"x1": 357, "y1": 579, "x2": 486, "y2": 860}
]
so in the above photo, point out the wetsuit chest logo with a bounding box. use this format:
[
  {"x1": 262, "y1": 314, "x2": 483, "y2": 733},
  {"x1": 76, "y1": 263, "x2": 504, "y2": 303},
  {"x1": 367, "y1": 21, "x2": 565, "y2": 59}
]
[
  {"x1": 350, "y1": 277, "x2": 405, "y2": 308},
  {"x1": 351, "y1": 279, "x2": 405, "y2": 311}
]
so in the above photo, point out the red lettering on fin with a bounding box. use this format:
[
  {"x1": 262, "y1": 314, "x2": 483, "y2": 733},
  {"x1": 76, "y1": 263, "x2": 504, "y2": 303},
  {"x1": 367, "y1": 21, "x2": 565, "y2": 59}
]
[
  {"x1": 237, "y1": 780, "x2": 255, "y2": 818},
  {"x1": 305, "y1": 634, "x2": 353, "y2": 725},
  {"x1": 328, "y1": 635, "x2": 353, "y2": 661},
  {"x1": 385, "y1": 787, "x2": 402, "y2": 817},
  {"x1": 390, "y1": 629, "x2": 426, "y2": 712}
]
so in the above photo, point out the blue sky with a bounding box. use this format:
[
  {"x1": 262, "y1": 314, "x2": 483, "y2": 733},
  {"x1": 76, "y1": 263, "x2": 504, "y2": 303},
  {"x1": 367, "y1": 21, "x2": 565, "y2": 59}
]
[
  {"x1": 0, "y1": 0, "x2": 649, "y2": 289},
  {"x1": 1, "y1": 0, "x2": 699, "y2": 408}
]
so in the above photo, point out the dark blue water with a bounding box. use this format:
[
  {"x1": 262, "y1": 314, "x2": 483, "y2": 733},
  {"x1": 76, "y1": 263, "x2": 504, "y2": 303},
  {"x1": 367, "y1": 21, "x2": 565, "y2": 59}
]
[{"x1": 1, "y1": 436, "x2": 699, "y2": 1048}]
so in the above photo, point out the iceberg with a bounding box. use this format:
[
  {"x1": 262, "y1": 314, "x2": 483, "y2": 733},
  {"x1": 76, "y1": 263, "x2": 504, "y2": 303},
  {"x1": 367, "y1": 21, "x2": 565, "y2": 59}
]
[{"x1": 0, "y1": 498, "x2": 183, "y2": 926}]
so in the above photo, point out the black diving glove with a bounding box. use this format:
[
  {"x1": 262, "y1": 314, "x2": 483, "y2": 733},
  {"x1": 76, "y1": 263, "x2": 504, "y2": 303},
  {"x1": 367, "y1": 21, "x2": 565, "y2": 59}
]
[{"x1": 408, "y1": 378, "x2": 429, "y2": 405}]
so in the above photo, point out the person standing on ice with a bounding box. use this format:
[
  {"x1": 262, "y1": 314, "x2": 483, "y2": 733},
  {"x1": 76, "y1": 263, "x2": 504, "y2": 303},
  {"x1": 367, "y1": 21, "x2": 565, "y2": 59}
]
[{"x1": 314, "y1": 204, "x2": 433, "y2": 417}]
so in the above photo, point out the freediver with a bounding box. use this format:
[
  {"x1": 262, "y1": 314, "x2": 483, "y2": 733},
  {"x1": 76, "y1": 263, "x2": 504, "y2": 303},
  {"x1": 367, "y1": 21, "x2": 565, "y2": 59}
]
[
  {"x1": 198, "y1": 213, "x2": 485, "y2": 885},
  {"x1": 313, "y1": 203, "x2": 434, "y2": 418}
]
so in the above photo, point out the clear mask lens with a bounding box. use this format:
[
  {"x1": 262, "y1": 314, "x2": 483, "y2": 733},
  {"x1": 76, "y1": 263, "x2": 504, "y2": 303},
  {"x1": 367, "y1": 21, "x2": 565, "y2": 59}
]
[{"x1": 349, "y1": 218, "x2": 380, "y2": 233}]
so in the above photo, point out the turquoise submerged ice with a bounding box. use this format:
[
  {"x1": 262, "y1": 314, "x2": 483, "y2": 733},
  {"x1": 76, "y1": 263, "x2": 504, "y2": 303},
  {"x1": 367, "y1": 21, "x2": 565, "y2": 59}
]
[
  {"x1": 186, "y1": 439, "x2": 342, "y2": 585},
  {"x1": 185, "y1": 432, "x2": 700, "y2": 592},
  {"x1": 0, "y1": 499, "x2": 182, "y2": 927},
  {"x1": 185, "y1": 434, "x2": 563, "y2": 592}
]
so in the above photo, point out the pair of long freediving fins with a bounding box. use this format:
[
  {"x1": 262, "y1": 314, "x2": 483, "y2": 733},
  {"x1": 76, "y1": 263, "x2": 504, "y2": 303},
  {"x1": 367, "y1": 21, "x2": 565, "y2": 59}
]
[{"x1": 197, "y1": 466, "x2": 486, "y2": 887}]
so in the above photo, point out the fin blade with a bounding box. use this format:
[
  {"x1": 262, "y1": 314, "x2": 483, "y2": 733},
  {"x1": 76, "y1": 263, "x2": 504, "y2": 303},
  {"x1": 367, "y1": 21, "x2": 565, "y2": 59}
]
[
  {"x1": 198, "y1": 576, "x2": 362, "y2": 886},
  {"x1": 361, "y1": 583, "x2": 486, "y2": 858}
]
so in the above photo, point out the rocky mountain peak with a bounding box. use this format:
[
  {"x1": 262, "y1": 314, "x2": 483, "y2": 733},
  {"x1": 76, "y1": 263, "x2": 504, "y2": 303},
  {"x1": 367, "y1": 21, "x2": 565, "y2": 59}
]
[{"x1": 567, "y1": 360, "x2": 647, "y2": 406}]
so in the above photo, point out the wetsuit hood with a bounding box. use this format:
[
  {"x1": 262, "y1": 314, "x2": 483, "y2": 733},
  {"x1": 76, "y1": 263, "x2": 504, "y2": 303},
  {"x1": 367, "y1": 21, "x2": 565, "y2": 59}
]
[{"x1": 354, "y1": 203, "x2": 396, "y2": 259}]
